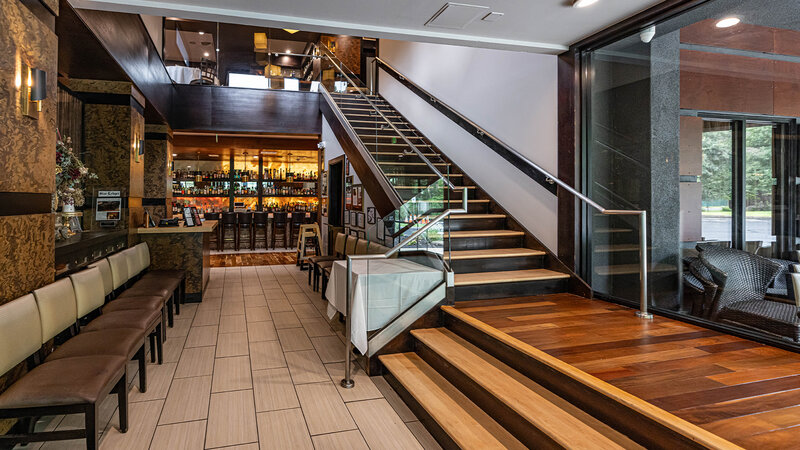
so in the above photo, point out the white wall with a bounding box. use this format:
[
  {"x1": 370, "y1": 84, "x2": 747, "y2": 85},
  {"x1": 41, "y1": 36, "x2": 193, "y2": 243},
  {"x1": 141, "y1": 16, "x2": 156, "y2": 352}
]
[{"x1": 378, "y1": 39, "x2": 560, "y2": 251}]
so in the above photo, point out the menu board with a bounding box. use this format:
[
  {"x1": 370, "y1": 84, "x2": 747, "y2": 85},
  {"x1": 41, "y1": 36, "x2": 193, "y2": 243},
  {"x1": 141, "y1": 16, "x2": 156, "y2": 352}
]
[{"x1": 95, "y1": 190, "x2": 122, "y2": 221}]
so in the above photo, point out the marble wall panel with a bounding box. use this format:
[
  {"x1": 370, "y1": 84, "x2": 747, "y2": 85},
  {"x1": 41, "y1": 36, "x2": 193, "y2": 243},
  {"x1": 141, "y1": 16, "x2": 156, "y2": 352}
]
[
  {"x1": 141, "y1": 231, "x2": 209, "y2": 297},
  {"x1": 0, "y1": 214, "x2": 54, "y2": 304}
]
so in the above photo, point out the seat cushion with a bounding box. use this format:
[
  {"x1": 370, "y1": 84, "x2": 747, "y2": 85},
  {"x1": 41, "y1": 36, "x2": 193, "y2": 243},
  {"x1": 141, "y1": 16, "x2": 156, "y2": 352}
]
[
  {"x1": 0, "y1": 355, "x2": 126, "y2": 408},
  {"x1": 143, "y1": 269, "x2": 185, "y2": 280},
  {"x1": 120, "y1": 283, "x2": 173, "y2": 300},
  {"x1": 134, "y1": 276, "x2": 181, "y2": 292},
  {"x1": 104, "y1": 296, "x2": 164, "y2": 312},
  {"x1": 317, "y1": 260, "x2": 336, "y2": 270},
  {"x1": 47, "y1": 329, "x2": 144, "y2": 361},
  {"x1": 82, "y1": 309, "x2": 161, "y2": 332},
  {"x1": 310, "y1": 256, "x2": 337, "y2": 265},
  {"x1": 719, "y1": 300, "x2": 800, "y2": 341}
]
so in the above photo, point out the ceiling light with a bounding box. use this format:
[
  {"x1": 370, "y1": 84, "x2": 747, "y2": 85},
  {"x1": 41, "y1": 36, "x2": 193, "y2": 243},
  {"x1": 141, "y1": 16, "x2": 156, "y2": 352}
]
[
  {"x1": 198, "y1": 31, "x2": 205, "y2": 35},
  {"x1": 203, "y1": 52, "x2": 209, "y2": 57},
  {"x1": 285, "y1": 49, "x2": 291, "y2": 53},
  {"x1": 715, "y1": 17, "x2": 740, "y2": 28},
  {"x1": 573, "y1": 0, "x2": 599, "y2": 7},
  {"x1": 283, "y1": 29, "x2": 299, "y2": 34},
  {"x1": 252, "y1": 156, "x2": 259, "y2": 159},
  {"x1": 208, "y1": 154, "x2": 219, "y2": 157},
  {"x1": 172, "y1": 153, "x2": 177, "y2": 156},
  {"x1": 261, "y1": 151, "x2": 277, "y2": 155}
]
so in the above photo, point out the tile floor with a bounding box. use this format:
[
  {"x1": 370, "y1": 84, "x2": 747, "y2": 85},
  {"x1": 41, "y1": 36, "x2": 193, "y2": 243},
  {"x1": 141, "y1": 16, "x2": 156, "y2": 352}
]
[{"x1": 19, "y1": 265, "x2": 439, "y2": 450}]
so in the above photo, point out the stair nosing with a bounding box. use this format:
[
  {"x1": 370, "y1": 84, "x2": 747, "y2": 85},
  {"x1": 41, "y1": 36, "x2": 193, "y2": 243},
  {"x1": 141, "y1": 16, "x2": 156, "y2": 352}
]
[
  {"x1": 448, "y1": 248, "x2": 545, "y2": 260},
  {"x1": 453, "y1": 269, "x2": 570, "y2": 286}
]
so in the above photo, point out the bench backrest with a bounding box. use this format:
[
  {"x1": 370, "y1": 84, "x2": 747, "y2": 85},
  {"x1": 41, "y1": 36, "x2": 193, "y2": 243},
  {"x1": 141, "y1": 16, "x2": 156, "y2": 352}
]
[
  {"x1": 33, "y1": 278, "x2": 78, "y2": 344},
  {"x1": 345, "y1": 235, "x2": 358, "y2": 255},
  {"x1": 135, "y1": 243, "x2": 151, "y2": 272},
  {"x1": 367, "y1": 241, "x2": 385, "y2": 254},
  {"x1": 0, "y1": 294, "x2": 43, "y2": 376},
  {"x1": 123, "y1": 248, "x2": 143, "y2": 277},
  {"x1": 89, "y1": 258, "x2": 114, "y2": 296},
  {"x1": 107, "y1": 251, "x2": 130, "y2": 290},
  {"x1": 70, "y1": 267, "x2": 106, "y2": 317},
  {"x1": 333, "y1": 233, "x2": 346, "y2": 256},
  {"x1": 355, "y1": 239, "x2": 369, "y2": 255}
]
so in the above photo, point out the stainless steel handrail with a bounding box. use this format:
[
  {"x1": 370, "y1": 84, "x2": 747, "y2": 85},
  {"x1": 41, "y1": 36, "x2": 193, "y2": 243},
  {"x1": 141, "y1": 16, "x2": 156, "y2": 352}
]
[
  {"x1": 320, "y1": 46, "x2": 456, "y2": 190},
  {"x1": 374, "y1": 56, "x2": 651, "y2": 320},
  {"x1": 340, "y1": 193, "x2": 468, "y2": 388}
]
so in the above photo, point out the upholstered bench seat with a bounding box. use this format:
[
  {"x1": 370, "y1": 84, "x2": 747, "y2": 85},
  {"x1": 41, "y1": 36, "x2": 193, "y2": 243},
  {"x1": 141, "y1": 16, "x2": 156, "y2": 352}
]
[
  {"x1": 0, "y1": 355, "x2": 126, "y2": 409},
  {"x1": 104, "y1": 296, "x2": 164, "y2": 313},
  {"x1": 46, "y1": 329, "x2": 144, "y2": 362},
  {"x1": 122, "y1": 281, "x2": 175, "y2": 300},
  {"x1": 719, "y1": 300, "x2": 800, "y2": 342},
  {"x1": 143, "y1": 269, "x2": 185, "y2": 280},
  {"x1": 84, "y1": 309, "x2": 161, "y2": 332}
]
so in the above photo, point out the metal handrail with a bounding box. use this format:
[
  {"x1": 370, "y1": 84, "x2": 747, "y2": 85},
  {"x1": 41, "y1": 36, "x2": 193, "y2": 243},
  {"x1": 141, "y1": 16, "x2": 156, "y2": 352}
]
[
  {"x1": 340, "y1": 193, "x2": 468, "y2": 388},
  {"x1": 374, "y1": 56, "x2": 651, "y2": 320},
  {"x1": 320, "y1": 46, "x2": 456, "y2": 190}
]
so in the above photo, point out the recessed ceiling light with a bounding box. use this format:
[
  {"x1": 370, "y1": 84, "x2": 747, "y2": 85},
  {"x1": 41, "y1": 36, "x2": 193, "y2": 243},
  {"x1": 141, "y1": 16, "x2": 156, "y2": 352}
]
[
  {"x1": 208, "y1": 154, "x2": 219, "y2": 157},
  {"x1": 198, "y1": 31, "x2": 205, "y2": 35},
  {"x1": 283, "y1": 29, "x2": 299, "y2": 34},
  {"x1": 285, "y1": 49, "x2": 291, "y2": 53},
  {"x1": 573, "y1": 0, "x2": 599, "y2": 7},
  {"x1": 252, "y1": 156, "x2": 259, "y2": 159},
  {"x1": 261, "y1": 151, "x2": 277, "y2": 155},
  {"x1": 203, "y1": 52, "x2": 209, "y2": 57},
  {"x1": 172, "y1": 153, "x2": 177, "y2": 156},
  {"x1": 715, "y1": 17, "x2": 740, "y2": 28}
]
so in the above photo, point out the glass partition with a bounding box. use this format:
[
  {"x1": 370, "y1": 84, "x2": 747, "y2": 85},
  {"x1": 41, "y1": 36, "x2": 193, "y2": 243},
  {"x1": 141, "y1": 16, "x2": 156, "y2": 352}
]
[{"x1": 583, "y1": 0, "x2": 800, "y2": 344}]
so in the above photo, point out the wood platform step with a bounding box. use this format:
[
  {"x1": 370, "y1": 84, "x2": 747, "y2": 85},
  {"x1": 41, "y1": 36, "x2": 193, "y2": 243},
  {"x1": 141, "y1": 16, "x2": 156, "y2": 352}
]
[
  {"x1": 454, "y1": 269, "x2": 569, "y2": 286},
  {"x1": 448, "y1": 213, "x2": 505, "y2": 220},
  {"x1": 379, "y1": 353, "x2": 526, "y2": 449},
  {"x1": 449, "y1": 248, "x2": 545, "y2": 260},
  {"x1": 410, "y1": 328, "x2": 632, "y2": 449},
  {"x1": 445, "y1": 229, "x2": 524, "y2": 239}
]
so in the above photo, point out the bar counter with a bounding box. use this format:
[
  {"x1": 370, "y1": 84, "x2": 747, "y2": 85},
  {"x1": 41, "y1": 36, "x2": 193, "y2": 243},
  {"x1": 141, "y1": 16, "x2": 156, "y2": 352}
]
[{"x1": 134, "y1": 220, "x2": 218, "y2": 302}]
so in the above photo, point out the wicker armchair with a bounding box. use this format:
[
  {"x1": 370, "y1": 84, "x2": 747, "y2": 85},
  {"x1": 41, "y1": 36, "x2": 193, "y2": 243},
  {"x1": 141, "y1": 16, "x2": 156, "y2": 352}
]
[
  {"x1": 696, "y1": 246, "x2": 800, "y2": 341},
  {"x1": 684, "y1": 257, "x2": 718, "y2": 318}
]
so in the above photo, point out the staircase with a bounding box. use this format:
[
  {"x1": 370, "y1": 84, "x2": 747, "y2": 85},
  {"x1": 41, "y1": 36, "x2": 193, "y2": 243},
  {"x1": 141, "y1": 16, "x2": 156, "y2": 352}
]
[{"x1": 330, "y1": 92, "x2": 575, "y2": 301}]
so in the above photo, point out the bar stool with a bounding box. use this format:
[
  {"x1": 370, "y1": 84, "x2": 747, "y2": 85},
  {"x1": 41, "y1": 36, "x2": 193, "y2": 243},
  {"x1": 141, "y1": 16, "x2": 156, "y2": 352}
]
[
  {"x1": 220, "y1": 212, "x2": 237, "y2": 251},
  {"x1": 253, "y1": 211, "x2": 268, "y2": 249},
  {"x1": 296, "y1": 223, "x2": 321, "y2": 270},
  {"x1": 237, "y1": 212, "x2": 254, "y2": 251},
  {"x1": 204, "y1": 212, "x2": 220, "y2": 249},
  {"x1": 272, "y1": 212, "x2": 288, "y2": 249},
  {"x1": 290, "y1": 213, "x2": 305, "y2": 246}
]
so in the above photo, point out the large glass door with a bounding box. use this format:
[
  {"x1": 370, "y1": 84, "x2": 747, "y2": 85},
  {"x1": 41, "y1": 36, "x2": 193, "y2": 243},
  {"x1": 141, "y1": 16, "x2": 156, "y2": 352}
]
[{"x1": 744, "y1": 122, "x2": 776, "y2": 257}]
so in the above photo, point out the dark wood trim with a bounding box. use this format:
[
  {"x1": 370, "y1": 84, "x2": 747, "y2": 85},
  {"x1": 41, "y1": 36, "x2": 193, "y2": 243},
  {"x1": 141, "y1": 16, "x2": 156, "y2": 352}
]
[
  {"x1": 731, "y1": 120, "x2": 745, "y2": 250},
  {"x1": 144, "y1": 132, "x2": 170, "y2": 141},
  {"x1": 20, "y1": 0, "x2": 56, "y2": 30},
  {"x1": 142, "y1": 198, "x2": 167, "y2": 206},
  {"x1": 375, "y1": 59, "x2": 558, "y2": 196},
  {"x1": 0, "y1": 193, "x2": 52, "y2": 216},
  {"x1": 319, "y1": 92, "x2": 402, "y2": 217},
  {"x1": 557, "y1": 51, "x2": 580, "y2": 271},
  {"x1": 569, "y1": 0, "x2": 710, "y2": 52}
]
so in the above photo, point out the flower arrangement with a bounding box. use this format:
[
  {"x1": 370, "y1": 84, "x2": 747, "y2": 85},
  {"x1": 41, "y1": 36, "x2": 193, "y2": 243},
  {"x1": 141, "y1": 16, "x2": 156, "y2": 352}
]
[{"x1": 55, "y1": 132, "x2": 97, "y2": 211}]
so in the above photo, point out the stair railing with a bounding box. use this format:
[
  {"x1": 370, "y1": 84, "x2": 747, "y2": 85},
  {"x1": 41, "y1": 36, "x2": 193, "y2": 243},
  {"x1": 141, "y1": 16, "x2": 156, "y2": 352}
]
[
  {"x1": 373, "y1": 56, "x2": 651, "y2": 320},
  {"x1": 341, "y1": 193, "x2": 467, "y2": 388}
]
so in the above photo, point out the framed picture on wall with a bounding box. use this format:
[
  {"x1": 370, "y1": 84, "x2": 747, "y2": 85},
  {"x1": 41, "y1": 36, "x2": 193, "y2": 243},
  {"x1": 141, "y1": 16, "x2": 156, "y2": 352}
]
[
  {"x1": 367, "y1": 207, "x2": 376, "y2": 225},
  {"x1": 321, "y1": 170, "x2": 328, "y2": 198},
  {"x1": 377, "y1": 219, "x2": 385, "y2": 241},
  {"x1": 356, "y1": 212, "x2": 365, "y2": 228},
  {"x1": 352, "y1": 184, "x2": 363, "y2": 211},
  {"x1": 344, "y1": 210, "x2": 349, "y2": 224},
  {"x1": 349, "y1": 228, "x2": 359, "y2": 237},
  {"x1": 345, "y1": 185, "x2": 352, "y2": 210},
  {"x1": 358, "y1": 230, "x2": 366, "y2": 239}
]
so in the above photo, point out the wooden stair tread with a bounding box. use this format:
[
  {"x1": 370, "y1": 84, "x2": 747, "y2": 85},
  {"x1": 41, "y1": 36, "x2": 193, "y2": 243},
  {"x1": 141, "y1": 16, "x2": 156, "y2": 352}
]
[
  {"x1": 594, "y1": 263, "x2": 677, "y2": 276},
  {"x1": 410, "y1": 328, "x2": 627, "y2": 449},
  {"x1": 378, "y1": 161, "x2": 451, "y2": 166},
  {"x1": 448, "y1": 214, "x2": 504, "y2": 220},
  {"x1": 449, "y1": 248, "x2": 544, "y2": 260},
  {"x1": 363, "y1": 142, "x2": 434, "y2": 147},
  {"x1": 385, "y1": 173, "x2": 463, "y2": 177},
  {"x1": 596, "y1": 228, "x2": 634, "y2": 233},
  {"x1": 446, "y1": 229, "x2": 523, "y2": 238},
  {"x1": 594, "y1": 244, "x2": 650, "y2": 253},
  {"x1": 439, "y1": 306, "x2": 741, "y2": 449},
  {"x1": 396, "y1": 185, "x2": 473, "y2": 189},
  {"x1": 454, "y1": 269, "x2": 569, "y2": 286},
  {"x1": 379, "y1": 353, "x2": 526, "y2": 450}
]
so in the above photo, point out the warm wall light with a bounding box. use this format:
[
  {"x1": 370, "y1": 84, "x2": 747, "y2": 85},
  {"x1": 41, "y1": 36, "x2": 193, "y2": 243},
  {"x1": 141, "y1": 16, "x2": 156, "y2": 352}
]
[
  {"x1": 573, "y1": 0, "x2": 599, "y2": 8},
  {"x1": 716, "y1": 17, "x2": 740, "y2": 28},
  {"x1": 30, "y1": 68, "x2": 47, "y2": 101}
]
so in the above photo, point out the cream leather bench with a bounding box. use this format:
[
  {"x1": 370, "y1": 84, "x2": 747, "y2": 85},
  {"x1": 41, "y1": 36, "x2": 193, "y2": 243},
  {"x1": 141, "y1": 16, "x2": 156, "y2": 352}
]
[
  {"x1": 107, "y1": 251, "x2": 176, "y2": 329},
  {"x1": 0, "y1": 293, "x2": 128, "y2": 450},
  {"x1": 133, "y1": 243, "x2": 186, "y2": 312}
]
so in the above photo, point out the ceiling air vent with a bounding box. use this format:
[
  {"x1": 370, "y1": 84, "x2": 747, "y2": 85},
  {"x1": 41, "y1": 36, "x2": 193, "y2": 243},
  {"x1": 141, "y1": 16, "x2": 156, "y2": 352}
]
[{"x1": 425, "y1": 2, "x2": 490, "y2": 29}]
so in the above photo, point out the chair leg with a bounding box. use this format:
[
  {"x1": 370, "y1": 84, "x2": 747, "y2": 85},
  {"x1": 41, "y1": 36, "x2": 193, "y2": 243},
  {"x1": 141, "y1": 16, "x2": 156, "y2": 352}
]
[
  {"x1": 149, "y1": 333, "x2": 156, "y2": 363},
  {"x1": 156, "y1": 325, "x2": 164, "y2": 364},
  {"x1": 116, "y1": 373, "x2": 129, "y2": 433},
  {"x1": 137, "y1": 345, "x2": 147, "y2": 393},
  {"x1": 85, "y1": 404, "x2": 99, "y2": 450},
  {"x1": 235, "y1": 227, "x2": 240, "y2": 251},
  {"x1": 174, "y1": 288, "x2": 181, "y2": 315},
  {"x1": 167, "y1": 296, "x2": 175, "y2": 327}
]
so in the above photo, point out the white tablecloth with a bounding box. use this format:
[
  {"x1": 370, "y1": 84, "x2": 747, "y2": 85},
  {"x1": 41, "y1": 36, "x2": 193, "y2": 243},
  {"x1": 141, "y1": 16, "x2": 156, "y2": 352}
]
[
  {"x1": 326, "y1": 259, "x2": 442, "y2": 354},
  {"x1": 167, "y1": 66, "x2": 201, "y2": 84}
]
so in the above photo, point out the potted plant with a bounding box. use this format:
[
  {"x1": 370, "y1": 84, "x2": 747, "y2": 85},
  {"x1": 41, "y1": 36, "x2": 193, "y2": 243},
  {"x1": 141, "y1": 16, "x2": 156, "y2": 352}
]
[{"x1": 55, "y1": 133, "x2": 97, "y2": 213}]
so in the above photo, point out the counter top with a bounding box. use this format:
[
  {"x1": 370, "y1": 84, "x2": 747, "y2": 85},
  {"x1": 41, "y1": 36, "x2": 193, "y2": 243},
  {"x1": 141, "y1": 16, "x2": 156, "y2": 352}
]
[{"x1": 135, "y1": 220, "x2": 218, "y2": 234}]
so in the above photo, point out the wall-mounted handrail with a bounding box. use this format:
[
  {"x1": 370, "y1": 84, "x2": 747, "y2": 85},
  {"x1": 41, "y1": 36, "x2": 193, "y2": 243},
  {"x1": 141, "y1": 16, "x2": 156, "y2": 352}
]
[
  {"x1": 374, "y1": 56, "x2": 651, "y2": 320},
  {"x1": 320, "y1": 45, "x2": 456, "y2": 191},
  {"x1": 340, "y1": 192, "x2": 467, "y2": 388}
]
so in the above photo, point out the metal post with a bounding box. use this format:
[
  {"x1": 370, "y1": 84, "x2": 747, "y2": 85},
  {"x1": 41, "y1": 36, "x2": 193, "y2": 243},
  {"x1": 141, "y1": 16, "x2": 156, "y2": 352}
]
[
  {"x1": 635, "y1": 211, "x2": 652, "y2": 319},
  {"x1": 341, "y1": 256, "x2": 355, "y2": 388}
]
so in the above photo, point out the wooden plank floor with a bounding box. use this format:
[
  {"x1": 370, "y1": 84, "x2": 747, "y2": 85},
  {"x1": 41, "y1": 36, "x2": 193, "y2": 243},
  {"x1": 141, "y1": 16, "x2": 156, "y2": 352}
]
[
  {"x1": 454, "y1": 294, "x2": 800, "y2": 448},
  {"x1": 210, "y1": 252, "x2": 297, "y2": 267}
]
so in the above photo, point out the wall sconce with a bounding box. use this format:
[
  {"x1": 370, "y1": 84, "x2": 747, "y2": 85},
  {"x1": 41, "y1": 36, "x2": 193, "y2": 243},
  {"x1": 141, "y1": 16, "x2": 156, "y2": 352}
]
[{"x1": 18, "y1": 64, "x2": 46, "y2": 118}]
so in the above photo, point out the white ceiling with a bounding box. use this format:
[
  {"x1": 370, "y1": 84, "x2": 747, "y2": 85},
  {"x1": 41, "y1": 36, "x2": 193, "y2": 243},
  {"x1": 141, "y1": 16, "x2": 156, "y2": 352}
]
[{"x1": 69, "y1": 0, "x2": 664, "y2": 54}]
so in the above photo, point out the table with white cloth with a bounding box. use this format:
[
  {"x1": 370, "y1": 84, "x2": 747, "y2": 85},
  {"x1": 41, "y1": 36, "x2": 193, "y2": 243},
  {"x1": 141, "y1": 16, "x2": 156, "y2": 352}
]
[
  {"x1": 166, "y1": 65, "x2": 202, "y2": 84},
  {"x1": 325, "y1": 259, "x2": 443, "y2": 354}
]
